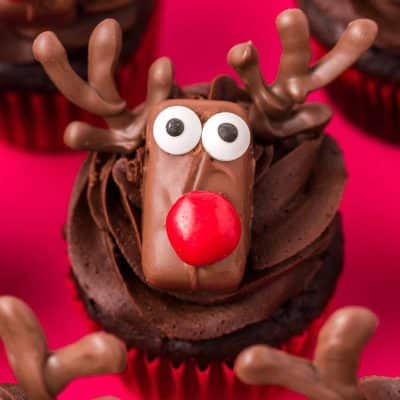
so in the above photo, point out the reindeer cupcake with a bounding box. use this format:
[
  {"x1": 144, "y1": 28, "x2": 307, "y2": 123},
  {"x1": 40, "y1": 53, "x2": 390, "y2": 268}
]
[
  {"x1": 0, "y1": 0, "x2": 159, "y2": 150},
  {"x1": 32, "y1": 6, "x2": 377, "y2": 385}
]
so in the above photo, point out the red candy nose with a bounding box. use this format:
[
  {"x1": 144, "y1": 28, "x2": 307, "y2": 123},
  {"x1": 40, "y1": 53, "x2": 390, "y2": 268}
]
[{"x1": 166, "y1": 191, "x2": 241, "y2": 267}]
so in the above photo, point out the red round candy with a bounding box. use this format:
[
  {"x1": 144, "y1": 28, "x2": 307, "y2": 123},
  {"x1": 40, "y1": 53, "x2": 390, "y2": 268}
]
[{"x1": 166, "y1": 191, "x2": 241, "y2": 267}]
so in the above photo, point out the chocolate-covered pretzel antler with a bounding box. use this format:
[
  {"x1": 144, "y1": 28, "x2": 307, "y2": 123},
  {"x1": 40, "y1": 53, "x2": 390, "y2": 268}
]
[
  {"x1": 234, "y1": 307, "x2": 378, "y2": 400},
  {"x1": 33, "y1": 18, "x2": 174, "y2": 154},
  {"x1": 0, "y1": 296, "x2": 127, "y2": 400},
  {"x1": 228, "y1": 9, "x2": 377, "y2": 142}
]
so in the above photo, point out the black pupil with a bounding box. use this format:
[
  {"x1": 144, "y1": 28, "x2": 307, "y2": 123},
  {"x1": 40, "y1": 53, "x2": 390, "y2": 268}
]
[
  {"x1": 218, "y1": 123, "x2": 238, "y2": 143},
  {"x1": 166, "y1": 118, "x2": 185, "y2": 137}
]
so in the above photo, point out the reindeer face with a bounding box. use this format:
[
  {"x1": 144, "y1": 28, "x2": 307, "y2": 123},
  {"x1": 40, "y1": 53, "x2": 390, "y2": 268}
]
[
  {"x1": 142, "y1": 99, "x2": 255, "y2": 293},
  {"x1": 33, "y1": 15, "x2": 377, "y2": 293}
]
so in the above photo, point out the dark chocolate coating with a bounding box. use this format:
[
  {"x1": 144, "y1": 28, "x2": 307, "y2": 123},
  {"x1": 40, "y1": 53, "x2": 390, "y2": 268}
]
[
  {"x1": 0, "y1": 1, "x2": 155, "y2": 91},
  {"x1": 298, "y1": 0, "x2": 400, "y2": 83}
]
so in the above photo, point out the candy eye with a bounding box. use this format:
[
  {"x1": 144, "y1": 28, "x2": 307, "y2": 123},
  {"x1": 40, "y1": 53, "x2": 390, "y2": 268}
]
[
  {"x1": 153, "y1": 106, "x2": 202, "y2": 155},
  {"x1": 202, "y1": 112, "x2": 251, "y2": 161}
]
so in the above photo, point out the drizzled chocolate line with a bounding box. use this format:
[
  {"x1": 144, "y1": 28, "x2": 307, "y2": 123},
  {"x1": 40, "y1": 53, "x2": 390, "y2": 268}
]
[
  {"x1": 0, "y1": 296, "x2": 127, "y2": 400},
  {"x1": 228, "y1": 9, "x2": 377, "y2": 141},
  {"x1": 33, "y1": 18, "x2": 174, "y2": 153},
  {"x1": 234, "y1": 307, "x2": 378, "y2": 400}
]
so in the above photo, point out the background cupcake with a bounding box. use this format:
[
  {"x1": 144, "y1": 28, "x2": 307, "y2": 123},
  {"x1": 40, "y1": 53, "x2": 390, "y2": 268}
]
[
  {"x1": 0, "y1": 0, "x2": 160, "y2": 151},
  {"x1": 31, "y1": 10, "x2": 376, "y2": 399},
  {"x1": 298, "y1": 0, "x2": 400, "y2": 144}
]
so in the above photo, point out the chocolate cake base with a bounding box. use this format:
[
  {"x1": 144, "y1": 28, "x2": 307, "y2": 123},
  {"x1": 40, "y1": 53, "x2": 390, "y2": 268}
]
[
  {"x1": 73, "y1": 218, "x2": 343, "y2": 365},
  {"x1": 297, "y1": 0, "x2": 400, "y2": 83}
]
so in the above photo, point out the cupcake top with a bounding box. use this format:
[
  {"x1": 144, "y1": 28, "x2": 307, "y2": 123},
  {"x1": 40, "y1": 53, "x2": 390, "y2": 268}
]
[
  {"x1": 305, "y1": 0, "x2": 400, "y2": 52},
  {"x1": 0, "y1": 0, "x2": 154, "y2": 64},
  {"x1": 298, "y1": 0, "x2": 400, "y2": 82},
  {"x1": 0, "y1": 296, "x2": 127, "y2": 400},
  {"x1": 33, "y1": 12, "x2": 376, "y2": 358},
  {"x1": 235, "y1": 306, "x2": 400, "y2": 400}
]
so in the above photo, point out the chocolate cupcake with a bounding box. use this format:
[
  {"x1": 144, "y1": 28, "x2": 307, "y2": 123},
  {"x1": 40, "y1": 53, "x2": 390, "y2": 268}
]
[
  {"x1": 0, "y1": 296, "x2": 127, "y2": 400},
  {"x1": 0, "y1": 0, "x2": 159, "y2": 150},
  {"x1": 34, "y1": 7, "x2": 376, "y2": 382},
  {"x1": 298, "y1": 0, "x2": 400, "y2": 143},
  {"x1": 235, "y1": 306, "x2": 400, "y2": 400}
]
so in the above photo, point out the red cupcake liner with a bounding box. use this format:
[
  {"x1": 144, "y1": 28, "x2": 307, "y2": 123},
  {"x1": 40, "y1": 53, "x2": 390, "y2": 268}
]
[
  {"x1": 314, "y1": 40, "x2": 400, "y2": 144},
  {"x1": 0, "y1": 3, "x2": 161, "y2": 152}
]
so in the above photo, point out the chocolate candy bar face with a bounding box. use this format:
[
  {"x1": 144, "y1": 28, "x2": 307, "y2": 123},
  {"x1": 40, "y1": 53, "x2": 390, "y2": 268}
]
[{"x1": 142, "y1": 99, "x2": 255, "y2": 293}]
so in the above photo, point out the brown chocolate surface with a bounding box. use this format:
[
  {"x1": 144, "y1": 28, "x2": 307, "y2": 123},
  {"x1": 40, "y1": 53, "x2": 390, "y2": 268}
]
[{"x1": 298, "y1": 0, "x2": 400, "y2": 82}]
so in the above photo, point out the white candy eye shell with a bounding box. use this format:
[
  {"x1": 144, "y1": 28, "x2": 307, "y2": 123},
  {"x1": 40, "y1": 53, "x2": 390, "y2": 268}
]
[
  {"x1": 153, "y1": 106, "x2": 202, "y2": 155},
  {"x1": 201, "y1": 112, "x2": 251, "y2": 161}
]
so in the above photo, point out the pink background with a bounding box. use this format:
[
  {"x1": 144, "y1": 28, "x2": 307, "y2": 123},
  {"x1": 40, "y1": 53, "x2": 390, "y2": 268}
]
[{"x1": 0, "y1": 0, "x2": 399, "y2": 398}]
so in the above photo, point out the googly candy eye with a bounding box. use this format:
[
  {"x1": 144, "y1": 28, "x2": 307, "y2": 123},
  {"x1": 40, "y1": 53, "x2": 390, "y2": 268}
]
[
  {"x1": 202, "y1": 112, "x2": 251, "y2": 161},
  {"x1": 153, "y1": 106, "x2": 202, "y2": 155}
]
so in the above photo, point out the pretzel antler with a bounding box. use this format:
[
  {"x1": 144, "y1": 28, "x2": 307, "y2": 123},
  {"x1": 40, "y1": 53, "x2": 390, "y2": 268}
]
[
  {"x1": 0, "y1": 296, "x2": 127, "y2": 400},
  {"x1": 228, "y1": 9, "x2": 377, "y2": 141},
  {"x1": 33, "y1": 18, "x2": 174, "y2": 153},
  {"x1": 234, "y1": 307, "x2": 378, "y2": 400}
]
